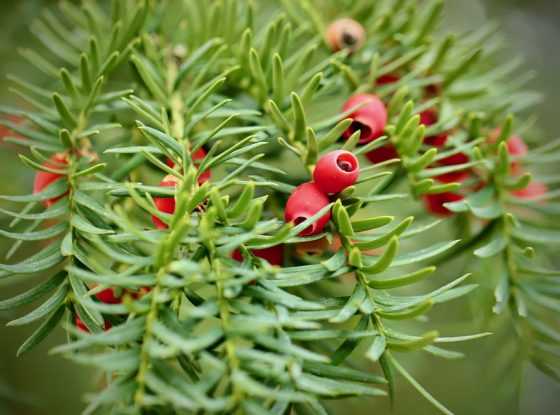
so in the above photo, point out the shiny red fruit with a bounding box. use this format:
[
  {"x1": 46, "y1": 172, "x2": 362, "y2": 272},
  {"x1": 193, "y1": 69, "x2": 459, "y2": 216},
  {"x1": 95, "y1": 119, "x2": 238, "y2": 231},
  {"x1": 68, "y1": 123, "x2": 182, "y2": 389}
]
[
  {"x1": 325, "y1": 18, "x2": 366, "y2": 53},
  {"x1": 365, "y1": 144, "x2": 398, "y2": 164},
  {"x1": 435, "y1": 152, "x2": 471, "y2": 183},
  {"x1": 512, "y1": 180, "x2": 548, "y2": 201},
  {"x1": 313, "y1": 150, "x2": 359, "y2": 194},
  {"x1": 285, "y1": 182, "x2": 331, "y2": 236},
  {"x1": 33, "y1": 153, "x2": 68, "y2": 208},
  {"x1": 232, "y1": 245, "x2": 284, "y2": 266},
  {"x1": 166, "y1": 147, "x2": 211, "y2": 185},
  {"x1": 95, "y1": 288, "x2": 121, "y2": 304},
  {"x1": 423, "y1": 192, "x2": 464, "y2": 216},
  {"x1": 342, "y1": 94, "x2": 388, "y2": 144},
  {"x1": 152, "y1": 175, "x2": 179, "y2": 229},
  {"x1": 75, "y1": 316, "x2": 111, "y2": 333}
]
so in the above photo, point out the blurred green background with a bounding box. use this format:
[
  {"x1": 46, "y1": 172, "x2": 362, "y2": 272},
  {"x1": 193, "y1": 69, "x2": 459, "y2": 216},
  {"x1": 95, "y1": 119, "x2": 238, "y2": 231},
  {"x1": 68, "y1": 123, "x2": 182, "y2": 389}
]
[{"x1": 0, "y1": 1, "x2": 559, "y2": 414}]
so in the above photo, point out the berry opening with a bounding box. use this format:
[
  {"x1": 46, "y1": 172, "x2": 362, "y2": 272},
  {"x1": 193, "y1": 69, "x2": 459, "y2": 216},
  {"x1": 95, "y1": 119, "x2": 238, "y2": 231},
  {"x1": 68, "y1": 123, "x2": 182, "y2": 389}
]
[
  {"x1": 341, "y1": 31, "x2": 357, "y2": 46},
  {"x1": 349, "y1": 121, "x2": 372, "y2": 141},
  {"x1": 336, "y1": 153, "x2": 358, "y2": 173},
  {"x1": 294, "y1": 216, "x2": 315, "y2": 235}
]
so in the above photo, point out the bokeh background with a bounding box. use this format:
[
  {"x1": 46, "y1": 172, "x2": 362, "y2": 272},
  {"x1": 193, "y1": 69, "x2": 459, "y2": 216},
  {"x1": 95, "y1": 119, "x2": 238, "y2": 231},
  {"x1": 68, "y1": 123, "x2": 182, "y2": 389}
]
[{"x1": 0, "y1": 1, "x2": 559, "y2": 414}]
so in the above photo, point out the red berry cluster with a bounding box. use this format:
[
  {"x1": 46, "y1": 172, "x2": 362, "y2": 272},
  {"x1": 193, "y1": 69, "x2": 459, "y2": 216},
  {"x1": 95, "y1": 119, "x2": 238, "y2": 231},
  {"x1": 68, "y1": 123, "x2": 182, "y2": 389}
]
[{"x1": 284, "y1": 150, "x2": 359, "y2": 236}]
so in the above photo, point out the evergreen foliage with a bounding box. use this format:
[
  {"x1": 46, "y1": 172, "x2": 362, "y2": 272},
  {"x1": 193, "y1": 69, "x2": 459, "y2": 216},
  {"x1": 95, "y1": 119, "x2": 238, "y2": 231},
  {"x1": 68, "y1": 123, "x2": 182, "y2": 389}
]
[{"x1": 0, "y1": 0, "x2": 558, "y2": 413}]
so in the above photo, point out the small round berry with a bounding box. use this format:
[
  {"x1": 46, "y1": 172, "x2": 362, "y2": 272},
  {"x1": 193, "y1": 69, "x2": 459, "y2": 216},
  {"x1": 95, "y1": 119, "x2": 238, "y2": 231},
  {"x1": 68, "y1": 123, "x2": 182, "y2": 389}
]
[
  {"x1": 511, "y1": 180, "x2": 548, "y2": 201},
  {"x1": 33, "y1": 153, "x2": 68, "y2": 208},
  {"x1": 95, "y1": 288, "x2": 121, "y2": 304},
  {"x1": 326, "y1": 18, "x2": 366, "y2": 53},
  {"x1": 342, "y1": 94, "x2": 388, "y2": 144},
  {"x1": 365, "y1": 144, "x2": 398, "y2": 164},
  {"x1": 152, "y1": 175, "x2": 179, "y2": 229},
  {"x1": 423, "y1": 192, "x2": 464, "y2": 217},
  {"x1": 166, "y1": 147, "x2": 211, "y2": 185},
  {"x1": 313, "y1": 150, "x2": 360, "y2": 194},
  {"x1": 285, "y1": 182, "x2": 331, "y2": 236},
  {"x1": 435, "y1": 152, "x2": 471, "y2": 183}
]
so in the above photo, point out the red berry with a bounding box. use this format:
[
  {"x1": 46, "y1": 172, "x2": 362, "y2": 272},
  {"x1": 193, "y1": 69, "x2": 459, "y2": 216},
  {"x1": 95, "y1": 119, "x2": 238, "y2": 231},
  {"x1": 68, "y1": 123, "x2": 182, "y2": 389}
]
[
  {"x1": 435, "y1": 152, "x2": 471, "y2": 183},
  {"x1": 33, "y1": 153, "x2": 68, "y2": 208},
  {"x1": 152, "y1": 175, "x2": 179, "y2": 229},
  {"x1": 325, "y1": 18, "x2": 365, "y2": 53},
  {"x1": 512, "y1": 180, "x2": 548, "y2": 200},
  {"x1": 365, "y1": 144, "x2": 398, "y2": 164},
  {"x1": 313, "y1": 150, "x2": 359, "y2": 194},
  {"x1": 420, "y1": 109, "x2": 448, "y2": 147},
  {"x1": 376, "y1": 73, "x2": 400, "y2": 86},
  {"x1": 232, "y1": 245, "x2": 284, "y2": 266},
  {"x1": 75, "y1": 316, "x2": 111, "y2": 333},
  {"x1": 95, "y1": 288, "x2": 121, "y2": 304},
  {"x1": 166, "y1": 147, "x2": 211, "y2": 185},
  {"x1": 285, "y1": 182, "x2": 331, "y2": 236},
  {"x1": 423, "y1": 192, "x2": 464, "y2": 217},
  {"x1": 342, "y1": 94, "x2": 387, "y2": 144}
]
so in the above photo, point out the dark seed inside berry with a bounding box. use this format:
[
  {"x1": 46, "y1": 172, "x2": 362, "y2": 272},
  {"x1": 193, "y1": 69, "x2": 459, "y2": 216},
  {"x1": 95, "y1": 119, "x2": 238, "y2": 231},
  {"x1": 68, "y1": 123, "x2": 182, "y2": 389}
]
[
  {"x1": 350, "y1": 121, "x2": 372, "y2": 140},
  {"x1": 294, "y1": 216, "x2": 307, "y2": 226},
  {"x1": 342, "y1": 31, "x2": 357, "y2": 46},
  {"x1": 337, "y1": 159, "x2": 354, "y2": 172},
  {"x1": 294, "y1": 216, "x2": 314, "y2": 235}
]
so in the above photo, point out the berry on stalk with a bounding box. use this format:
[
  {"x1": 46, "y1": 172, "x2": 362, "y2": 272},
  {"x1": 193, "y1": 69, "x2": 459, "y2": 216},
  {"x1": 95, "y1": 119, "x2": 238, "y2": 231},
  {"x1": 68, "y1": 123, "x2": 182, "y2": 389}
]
[
  {"x1": 313, "y1": 150, "x2": 360, "y2": 194},
  {"x1": 342, "y1": 94, "x2": 387, "y2": 144},
  {"x1": 285, "y1": 182, "x2": 331, "y2": 236}
]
